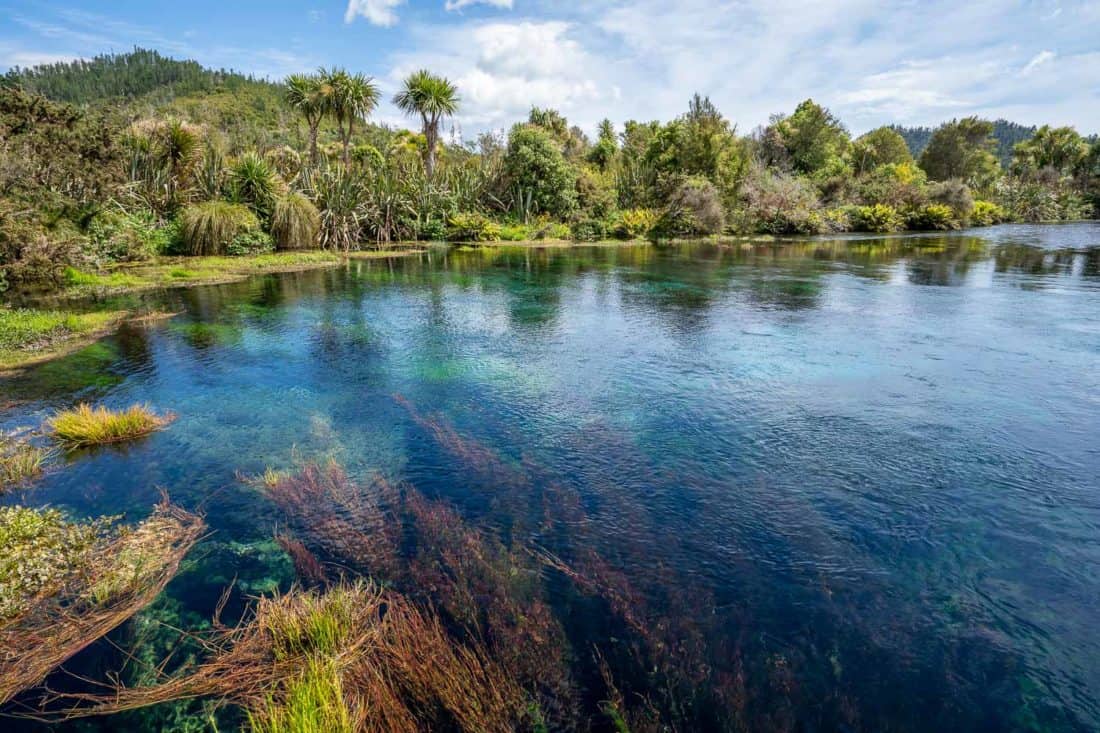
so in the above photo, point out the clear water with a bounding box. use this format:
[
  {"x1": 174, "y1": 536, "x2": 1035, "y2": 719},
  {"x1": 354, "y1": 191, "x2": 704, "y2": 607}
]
[{"x1": 4, "y1": 223, "x2": 1100, "y2": 731}]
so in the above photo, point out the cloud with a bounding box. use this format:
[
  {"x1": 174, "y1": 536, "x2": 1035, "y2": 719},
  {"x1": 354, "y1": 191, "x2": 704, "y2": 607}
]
[
  {"x1": 344, "y1": 0, "x2": 405, "y2": 27},
  {"x1": 1021, "y1": 50, "x2": 1055, "y2": 75},
  {"x1": 444, "y1": 0, "x2": 514, "y2": 10},
  {"x1": 387, "y1": 20, "x2": 604, "y2": 133}
]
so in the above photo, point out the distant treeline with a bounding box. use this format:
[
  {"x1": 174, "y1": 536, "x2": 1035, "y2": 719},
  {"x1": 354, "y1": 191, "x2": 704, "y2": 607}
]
[{"x1": 2, "y1": 47, "x2": 279, "y2": 105}]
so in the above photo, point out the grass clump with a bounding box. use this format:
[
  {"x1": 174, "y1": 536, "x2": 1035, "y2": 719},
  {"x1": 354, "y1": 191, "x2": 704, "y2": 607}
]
[
  {"x1": 0, "y1": 433, "x2": 50, "y2": 490},
  {"x1": 179, "y1": 201, "x2": 260, "y2": 256},
  {"x1": 271, "y1": 192, "x2": 321, "y2": 250},
  {"x1": 48, "y1": 403, "x2": 173, "y2": 447},
  {"x1": 249, "y1": 658, "x2": 353, "y2": 733}
]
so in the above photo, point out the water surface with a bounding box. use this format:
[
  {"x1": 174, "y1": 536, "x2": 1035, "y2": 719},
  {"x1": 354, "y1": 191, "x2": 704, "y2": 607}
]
[{"x1": 4, "y1": 223, "x2": 1100, "y2": 731}]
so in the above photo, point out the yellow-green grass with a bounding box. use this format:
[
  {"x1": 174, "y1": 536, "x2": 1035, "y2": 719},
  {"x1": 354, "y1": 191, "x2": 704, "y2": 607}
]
[
  {"x1": 62, "y1": 250, "x2": 419, "y2": 297},
  {"x1": 0, "y1": 308, "x2": 126, "y2": 371},
  {"x1": 48, "y1": 403, "x2": 174, "y2": 448},
  {"x1": 0, "y1": 438, "x2": 50, "y2": 490}
]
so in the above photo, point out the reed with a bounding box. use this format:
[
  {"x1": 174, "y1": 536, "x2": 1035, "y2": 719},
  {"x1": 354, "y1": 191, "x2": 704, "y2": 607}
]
[{"x1": 48, "y1": 403, "x2": 173, "y2": 447}]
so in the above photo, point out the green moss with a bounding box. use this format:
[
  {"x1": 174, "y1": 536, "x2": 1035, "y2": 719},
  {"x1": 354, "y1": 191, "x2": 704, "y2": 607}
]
[{"x1": 30, "y1": 341, "x2": 124, "y2": 392}]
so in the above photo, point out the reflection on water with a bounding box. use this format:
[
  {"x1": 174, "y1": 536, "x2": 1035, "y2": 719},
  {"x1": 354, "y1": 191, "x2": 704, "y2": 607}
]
[{"x1": 3, "y1": 223, "x2": 1100, "y2": 731}]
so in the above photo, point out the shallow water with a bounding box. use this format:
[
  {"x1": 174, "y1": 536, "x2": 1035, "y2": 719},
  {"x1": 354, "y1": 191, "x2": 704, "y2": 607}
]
[{"x1": 4, "y1": 223, "x2": 1100, "y2": 730}]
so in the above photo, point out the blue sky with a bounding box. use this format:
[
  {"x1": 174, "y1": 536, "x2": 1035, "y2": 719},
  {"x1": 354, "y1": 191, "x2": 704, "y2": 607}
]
[{"x1": 2, "y1": 1, "x2": 1098, "y2": 138}]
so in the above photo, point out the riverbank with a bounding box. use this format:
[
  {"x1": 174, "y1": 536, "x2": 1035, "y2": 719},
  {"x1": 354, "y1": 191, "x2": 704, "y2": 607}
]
[{"x1": 1, "y1": 249, "x2": 426, "y2": 371}]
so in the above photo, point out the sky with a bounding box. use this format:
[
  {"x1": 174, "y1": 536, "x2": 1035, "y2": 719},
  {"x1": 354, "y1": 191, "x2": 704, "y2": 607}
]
[{"x1": 1, "y1": 0, "x2": 1098, "y2": 139}]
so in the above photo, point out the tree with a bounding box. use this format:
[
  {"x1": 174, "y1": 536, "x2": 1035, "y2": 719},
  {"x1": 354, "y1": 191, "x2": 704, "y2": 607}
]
[
  {"x1": 852, "y1": 127, "x2": 912, "y2": 175},
  {"x1": 393, "y1": 70, "x2": 459, "y2": 180},
  {"x1": 772, "y1": 99, "x2": 851, "y2": 177},
  {"x1": 1012, "y1": 125, "x2": 1089, "y2": 176},
  {"x1": 322, "y1": 69, "x2": 380, "y2": 167},
  {"x1": 284, "y1": 73, "x2": 328, "y2": 166},
  {"x1": 918, "y1": 117, "x2": 1000, "y2": 186},
  {"x1": 588, "y1": 119, "x2": 617, "y2": 171},
  {"x1": 503, "y1": 124, "x2": 577, "y2": 218}
]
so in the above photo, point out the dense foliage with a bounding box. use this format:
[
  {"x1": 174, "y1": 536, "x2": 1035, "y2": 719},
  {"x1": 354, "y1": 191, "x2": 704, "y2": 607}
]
[{"x1": 1, "y1": 48, "x2": 1097, "y2": 295}]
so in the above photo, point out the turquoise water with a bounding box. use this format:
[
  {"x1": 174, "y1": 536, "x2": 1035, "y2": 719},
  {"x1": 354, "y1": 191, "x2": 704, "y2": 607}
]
[{"x1": 3, "y1": 224, "x2": 1100, "y2": 730}]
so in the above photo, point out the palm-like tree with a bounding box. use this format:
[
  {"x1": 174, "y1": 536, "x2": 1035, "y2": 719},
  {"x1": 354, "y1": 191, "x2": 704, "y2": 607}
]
[
  {"x1": 393, "y1": 70, "x2": 459, "y2": 179},
  {"x1": 322, "y1": 68, "x2": 380, "y2": 166},
  {"x1": 285, "y1": 73, "x2": 329, "y2": 166}
]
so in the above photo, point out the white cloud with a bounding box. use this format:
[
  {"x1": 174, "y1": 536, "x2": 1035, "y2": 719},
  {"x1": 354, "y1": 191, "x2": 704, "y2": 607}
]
[
  {"x1": 387, "y1": 20, "x2": 604, "y2": 132},
  {"x1": 344, "y1": 0, "x2": 405, "y2": 27},
  {"x1": 444, "y1": 0, "x2": 513, "y2": 11},
  {"x1": 1021, "y1": 50, "x2": 1056, "y2": 75}
]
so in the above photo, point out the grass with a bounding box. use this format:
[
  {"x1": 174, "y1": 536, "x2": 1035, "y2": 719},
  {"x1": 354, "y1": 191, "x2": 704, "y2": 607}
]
[
  {"x1": 48, "y1": 403, "x2": 173, "y2": 448},
  {"x1": 249, "y1": 658, "x2": 353, "y2": 733},
  {"x1": 0, "y1": 434, "x2": 50, "y2": 490},
  {"x1": 0, "y1": 308, "x2": 125, "y2": 370}
]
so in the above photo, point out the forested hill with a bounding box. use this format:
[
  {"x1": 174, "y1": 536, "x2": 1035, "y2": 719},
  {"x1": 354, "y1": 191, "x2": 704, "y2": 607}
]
[
  {"x1": 2, "y1": 48, "x2": 279, "y2": 105},
  {"x1": 892, "y1": 120, "x2": 1037, "y2": 167}
]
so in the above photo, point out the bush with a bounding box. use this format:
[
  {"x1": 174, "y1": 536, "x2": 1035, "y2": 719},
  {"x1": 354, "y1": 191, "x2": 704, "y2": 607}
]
[
  {"x1": 446, "y1": 212, "x2": 501, "y2": 242},
  {"x1": 741, "y1": 169, "x2": 825, "y2": 234},
  {"x1": 417, "y1": 218, "x2": 448, "y2": 242},
  {"x1": 927, "y1": 179, "x2": 974, "y2": 221},
  {"x1": 570, "y1": 218, "x2": 607, "y2": 242},
  {"x1": 503, "y1": 125, "x2": 577, "y2": 218},
  {"x1": 531, "y1": 220, "x2": 571, "y2": 240},
  {"x1": 655, "y1": 177, "x2": 725, "y2": 237},
  {"x1": 226, "y1": 230, "x2": 275, "y2": 256},
  {"x1": 229, "y1": 152, "x2": 283, "y2": 222},
  {"x1": 308, "y1": 165, "x2": 365, "y2": 251},
  {"x1": 498, "y1": 223, "x2": 530, "y2": 241},
  {"x1": 906, "y1": 203, "x2": 958, "y2": 231},
  {"x1": 179, "y1": 201, "x2": 260, "y2": 256},
  {"x1": 970, "y1": 200, "x2": 1007, "y2": 226},
  {"x1": 611, "y1": 208, "x2": 659, "y2": 239},
  {"x1": 85, "y1": 209, "x2": 170, "y2": 263},
  {"x1": 271, "y1": 193, "x2": 321, "y2": 251},
  {"x1": 846, "y1": 204, "x2": 905, "y2": 233}
]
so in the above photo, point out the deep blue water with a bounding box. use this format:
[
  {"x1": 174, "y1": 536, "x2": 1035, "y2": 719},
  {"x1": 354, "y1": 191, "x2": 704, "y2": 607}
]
[{"x1": 3, "y1": 223, "x2": 1100, "y2": 731}]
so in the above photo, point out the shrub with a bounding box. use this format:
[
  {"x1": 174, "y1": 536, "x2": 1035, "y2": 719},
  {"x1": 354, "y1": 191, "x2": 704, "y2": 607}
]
[
  {"x1": 229, "y1": 152, "x2": 283, "y2": 222},
  {"x1": 179, "y1": 201, "x2": 260, "y2": 256},
  {"x1": 226, "y1": 230, "x2": 275, "y2": 256},
  {"x1": 927, "y1": 179, "x2": 974, "y2": 220},
  {"x1": 498, "y1": 223, "x2": 530, "y2": 241},
  {"x1": 741, "y1": 168, "x2": 825, "y2": 234},
  {"x1": 48, "y1": 403, "x2": 173, "y2": 447},
  {"x1": 654, "y1": 177, "x2": 725, "y2": 237},
  {"x1": 906, "y1": 203, "x2": 958, "y2": 231},
  {"x1": 846, "y1": 204, "x2": 905, "y2": 233},
  {"x1": 308, "y1": 165, "x2": 365, "y2": 251},
  {"x1": 503, "y1": 125, "x2": 577, "y2": 218},
  {"x1": 611, "y1": 208, "x2": 659, "y2": 239},
  {"x1": 271, "y1": 193, "x2": 321, "y2": 250},
  {"x1": 971, "y1": 200, "x2": 1007, "y2": 226},
  {"x1": 531, "y1": 220, "x2": 571, "y2": 240},
  {"x1": 447, "y1": 212, "x2": 502, "y2": 242},
  {"x1": 571, "y1": 218, "x2": 607, "y2": 242},
  {"x1": 85, "y1": 209, "x2": 169, "y2": 263}
]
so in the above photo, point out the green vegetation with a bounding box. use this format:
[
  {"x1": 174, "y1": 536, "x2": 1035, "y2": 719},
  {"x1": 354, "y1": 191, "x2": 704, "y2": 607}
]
[
  {"x1": 0, "y1": 500, "x2": 204, "y2": 705},
  {"x1": 0, "y1": 434, "x2": 49, "y2": 490},
  {"x1": 0, "y1": 308, "x2": 125, "y2": 369},
  {"x1": 48, "y1": 403, "x2": 173, "y2": 447},
  {"x1": 1, "y1": 45, "x2": 1097, "y2": 307}
]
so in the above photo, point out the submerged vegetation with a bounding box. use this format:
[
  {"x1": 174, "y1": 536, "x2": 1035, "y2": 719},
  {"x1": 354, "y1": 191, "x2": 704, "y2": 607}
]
[
  {"x1": 1, "y1": 48, "x2": 1097, "y2": 302},
  {"x1": 48, "y1": 403, "x2": 173, "y2": 447},
  {"x1": 0, "y1": 432, "x2": 49, "y2": 489},
  {"x1": 0, "y1": 499, "x2": 204, "y2": 705}
]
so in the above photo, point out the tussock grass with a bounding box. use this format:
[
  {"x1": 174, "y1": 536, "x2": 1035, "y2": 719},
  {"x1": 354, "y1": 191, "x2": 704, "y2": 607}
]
[
  {"x1": 271, "y1": 192, "x2": 321, "y2": 250},
  {"x1": 0, "y1": 434, "x2": 50, "y2": 489},
  {"x1": 179, "y1": 200, "x2": 259, "y2": 256},
  {"x1": 48, "y1": 403, "x2": 173, "y2": 447}
]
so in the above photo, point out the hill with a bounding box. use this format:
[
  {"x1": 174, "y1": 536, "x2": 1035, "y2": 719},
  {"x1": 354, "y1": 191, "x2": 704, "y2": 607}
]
[{"x1": 2, "y1": 47, "x2": 279, "y2": 106}]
